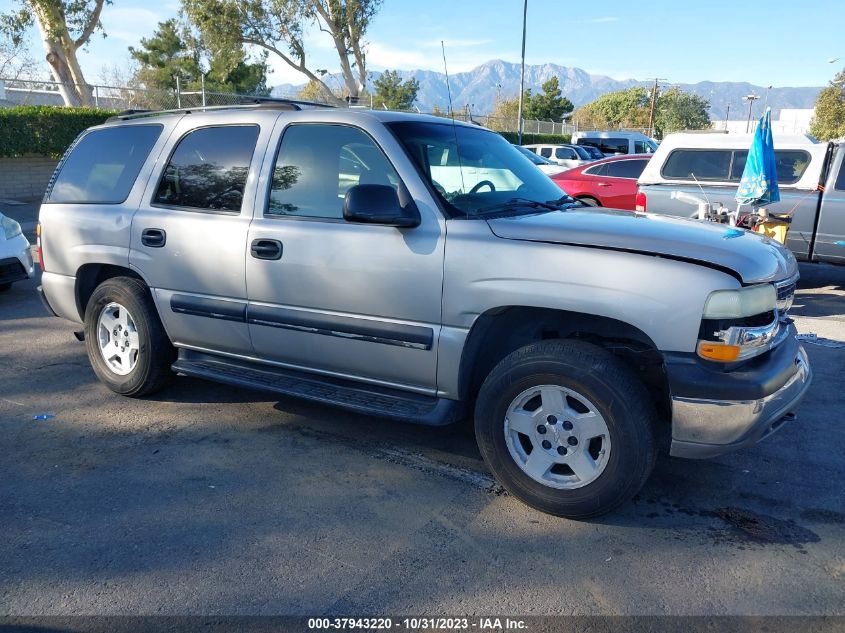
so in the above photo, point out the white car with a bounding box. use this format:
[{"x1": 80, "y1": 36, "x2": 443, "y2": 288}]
[
  {"x1": 523, "y1": 144, "x2": 592, "y2": 169},
  {"x1": 0, "y1": 212, "x2": 34, "y2": 292},
  {"x1": 512, "y1": 144, "x2": 567, "y2": 176}
]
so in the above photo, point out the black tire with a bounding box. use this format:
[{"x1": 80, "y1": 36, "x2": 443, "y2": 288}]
[
  {"x1": 577, "y1": 196, "x2": 600, "y2": 207},
  {"x1": 0, "y1": 282, "x2": 12, "y2": 293},
  {"x1": 474, "y1": 339, "x2": 657, "y2": 519},
  {"x1": 83, "y1": 277, "x2": 175, "y2": 397}
]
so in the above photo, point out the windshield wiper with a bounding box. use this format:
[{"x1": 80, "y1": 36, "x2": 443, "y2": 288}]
[{"x1": 477, "y1": 197, "x2": 573, "y2": 214}]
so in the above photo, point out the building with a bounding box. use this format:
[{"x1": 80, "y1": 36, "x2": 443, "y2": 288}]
[{"x1": 712, "y1": 108, "x2": 815, "y2": 135}]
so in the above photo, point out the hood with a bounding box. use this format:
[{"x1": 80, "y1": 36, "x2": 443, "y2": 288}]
[{"x1": 486, "y1": 209, "x2": 797, "y2": 284}]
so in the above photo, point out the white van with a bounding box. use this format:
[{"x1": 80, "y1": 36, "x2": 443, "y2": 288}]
[{"x1": 572, "y1": 131, "x2": 658, "y2": 156}]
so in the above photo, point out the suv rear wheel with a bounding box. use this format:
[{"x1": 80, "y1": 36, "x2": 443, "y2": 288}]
[
  {"x1": 84, "y1": 277, "x2": 175, "y2": 397},
  {"x1": 474, "y1": 339, "x2": 657, "y2": 518}
]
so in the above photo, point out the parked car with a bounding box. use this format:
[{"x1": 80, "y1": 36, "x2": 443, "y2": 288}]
[
  {"x1": 522, "y1": 144, "x2": 592, "y2": 168},
  {"x1": 0, "y1": 211, "x2": 34, "y2": 293},
  {"x1": 38, "y1": 105, "x2": 810, "y2": 518},
  {"x1": 637, "y1": 132, "x2": 845, "y2": 265},
  {"x1": 551, "y1": 154, "x2": 651, "y2": 209},
  {"x1": 579, "y1": 144, "x2": 606, "y2": 160},
  {"x1": 572, "y1": 130, "x2": 657, "y2": 156},
  {"x1": 513, "y1": 144, "x2": 567, "y2": 175}
]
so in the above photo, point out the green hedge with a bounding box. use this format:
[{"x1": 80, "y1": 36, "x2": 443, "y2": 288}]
[
  {"x1": 499, "y1": 131, "x2": 572, "y2": 145},
  {"x1": 0, "y1": 106, "x2": 118, "y2": 158}
]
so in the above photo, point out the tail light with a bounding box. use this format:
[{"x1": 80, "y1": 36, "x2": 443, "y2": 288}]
[
  {"x1": 635, "y1": 191, "x2": 647, "y2": 212},
  {"x1": 35, "y1": 222, "x2": 44, "y2": 272}
]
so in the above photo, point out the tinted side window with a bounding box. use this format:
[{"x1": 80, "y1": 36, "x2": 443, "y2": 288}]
[
  {"x1": 47, "y1": 125, "x2": 162, "y2": 204},
  {"x1": 555, "y1": 147, "x2": 576, "y2": 159},
  {"x1": 154, "y1": 125, "x2": 259, "y2": 212},
  {"x1": 268, "y1": 124, "x2": 400, "y2": 219},
  {"x1": 605, "y1": 159, "x2": 648, "y2": 179},
  {"x1": 634, "y1": 141, "x2": 651, "y2": 154},
  {"x1": 836, "y1": 158, "x2": 845, "y2": 191},
  {"x1": 583, "y1": 163, "x2": 608, "y2": 176},
  {"x1": 772, "y1": 150, "x2": 811, "y2": 184},
  {"x1": 539, "y1": 147, "x2": 552, "y2": 158},
  {"x1": 662, "y1": 150, "x2": 732, "y2": 180}
]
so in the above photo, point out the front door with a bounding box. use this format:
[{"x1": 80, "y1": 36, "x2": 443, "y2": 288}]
[
  {"x1": 130, "y1": 114, "x2": 274, "y2": 355},
  {"x1": 245, "y1": 121, "x2": 445, "y2": 392}
]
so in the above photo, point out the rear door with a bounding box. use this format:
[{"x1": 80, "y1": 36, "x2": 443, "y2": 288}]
[
  {"x1": 813, "y1": 146, "x2": 845, "y2": 264},
  {"x1": 601, "y1": 158, "x2": 649, "y2": 210},
  {"x1": 130, "y1": 112, "x2": 275, "y2": 355}
]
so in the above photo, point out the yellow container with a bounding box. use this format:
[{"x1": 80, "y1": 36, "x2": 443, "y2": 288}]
[{"x1": 753, "y1": 220, "x2": 790, "y2": 244}]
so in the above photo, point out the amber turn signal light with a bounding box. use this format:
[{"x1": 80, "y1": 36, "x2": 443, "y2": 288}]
[{"x1": 697, "y1": 341, "x2": 741, "y2": 362}]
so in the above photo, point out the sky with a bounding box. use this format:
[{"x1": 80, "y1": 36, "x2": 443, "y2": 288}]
[{"x1": 3, "y1": 0, "x2": 844, "y2": 88}]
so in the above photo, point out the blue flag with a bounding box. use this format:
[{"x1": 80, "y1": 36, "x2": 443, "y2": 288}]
[{"x1": 735, "y1": 108, "x2": 780, "y2": 206}]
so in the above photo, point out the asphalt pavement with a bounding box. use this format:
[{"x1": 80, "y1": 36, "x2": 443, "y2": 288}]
[{"x1": 0, "y1": 205, "x2": 843, "y2": 616}]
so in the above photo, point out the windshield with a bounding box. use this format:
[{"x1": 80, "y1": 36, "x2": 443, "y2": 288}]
[
  {"x1": 389, "y1": 121, "x2": 571, "y2": 217},
  {"x1": 570, "y1": 145, "x2": 592, "y2": 160}
]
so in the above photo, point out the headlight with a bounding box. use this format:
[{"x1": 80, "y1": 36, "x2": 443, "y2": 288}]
[
  {"x1": 702, "y1": 284, "x2": 776, "y2": 319},
  {"x1": 1, "y1": 215, "x2": 22, "y2": 240}
]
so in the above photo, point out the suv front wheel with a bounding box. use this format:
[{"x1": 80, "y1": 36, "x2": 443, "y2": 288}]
[
  {"x1": 84, "y1": 277, "x2": 175, "y2": 397},
  {"x1": 475, "y1": 339, "x2": 657, "y2": 518}
]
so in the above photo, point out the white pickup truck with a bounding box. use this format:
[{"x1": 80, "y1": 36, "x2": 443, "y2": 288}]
[{"x1": 638, "y1": 132, "x2": 845, "y2": 265}]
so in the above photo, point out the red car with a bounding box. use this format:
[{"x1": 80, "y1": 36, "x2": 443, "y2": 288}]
[{"x1": 551, "y1": 154, "x2": 651, "y2": 210}]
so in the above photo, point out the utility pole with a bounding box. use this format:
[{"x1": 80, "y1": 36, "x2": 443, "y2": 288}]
[
  {"x1": 516, "y1": 0, "x2": 528, "y2": 144},
  {"x1": 724, "y1": 103, "x2": 730, "y2": 130},
  {"x1": 743, "y1": 94, "x2": 760, "y2": 133},
  {"x1": 646, "y1": 77, "x2": 666, "y2": 138}
]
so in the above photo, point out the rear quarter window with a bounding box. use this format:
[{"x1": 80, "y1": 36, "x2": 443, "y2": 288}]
[
  {"x1": 46, "y1": 125, "x2": 162, "y2": 204},
  {"x1": 605, "y1": 159, "x2": 649, "y2": 179}
]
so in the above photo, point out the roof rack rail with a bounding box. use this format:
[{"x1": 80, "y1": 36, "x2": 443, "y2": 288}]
[{"x1": 106, "y1": 97, "x2": 335, "y2": 122}]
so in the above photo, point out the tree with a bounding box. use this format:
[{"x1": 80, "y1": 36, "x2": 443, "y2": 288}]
[
  {"x1": 653, "y1": 87, "x2": 710, "y2": 138},
  {"x1": 0, "y1": 31, "x2": 40, "y2": 80},
  {"x1": 129, "y1": 18, "x2": 268, "y2": 95},
  {"x1": 1, "y1": 0, "x2": 106, "y2": 105},
  {"x1": 183, "y1": 0, "x2": 382, "y2": 105},
  {"x1": 297, "y1": 78, "x2": 331, "y2": 101},
  {"x1": 372, "y1": 70, "x2": 418, "y2": 110},
  {"x1": 524, "y1": 77, "x2": 573, "y2": 121},
  {"x1": 809, "y1": 69, "x2": 845, "y2": 141},
  {"x1": 572, "y1": 87, "x2": 650, "y2": 130}
]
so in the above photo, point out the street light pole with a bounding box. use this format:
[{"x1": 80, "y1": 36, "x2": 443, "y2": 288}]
[
  {"x1": 743, "y1": 94, "x2": 760, "y2": 133},
  {"x1": 646, "y1": 77, "x2": 666, "y2": 138},
  {"x1": 516, "y1": 0, "x2": 528, "y2": 145}
]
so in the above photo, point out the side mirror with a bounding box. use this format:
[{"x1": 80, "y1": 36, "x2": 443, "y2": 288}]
[{"x1": 343, "y1": 184, "x2": 420, "y2": 228}]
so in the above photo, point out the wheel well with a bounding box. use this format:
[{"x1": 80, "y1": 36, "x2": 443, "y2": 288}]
[
  {"x1": 576, "y1": 195, "x2": 601, "y2": 206},
  {"x1": 75, "y1": 264, "x2": 145, "y2": 319},
  {"x1": 458, "y1": 306, "x2": 670, "y2": 420}
]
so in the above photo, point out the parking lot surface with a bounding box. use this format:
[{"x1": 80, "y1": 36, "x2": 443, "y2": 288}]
[{"x1": 0, "y1": 209, "x2": 843, "y2": 615}]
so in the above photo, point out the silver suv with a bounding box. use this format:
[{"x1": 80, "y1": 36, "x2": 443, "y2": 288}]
[{"x1": 37, "y1": 103, "x2": 811, "y2": 518}]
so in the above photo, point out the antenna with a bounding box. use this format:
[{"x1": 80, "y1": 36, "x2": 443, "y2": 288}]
[
  {"x1": 689, "y1": 171, "x2": 711, "y2": 206},
  {"x1": 441, "y1": 40, "x2": 466, "y2": 195},
  {"x1": 441, "y1": 41, "x2": 455, "y2": 120}
]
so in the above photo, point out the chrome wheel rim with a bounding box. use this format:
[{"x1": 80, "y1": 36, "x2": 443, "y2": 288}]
[
  {"x1": 504, "y1": 384, "x2": 611, "y2": 490},
  {"x1": 96, "y1": 302, "x2": 140, "y2": 376}
]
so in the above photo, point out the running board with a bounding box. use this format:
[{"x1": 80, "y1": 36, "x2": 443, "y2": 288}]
[{"x1": 172, "y1": 350, "x2": 463, "y2": 426}]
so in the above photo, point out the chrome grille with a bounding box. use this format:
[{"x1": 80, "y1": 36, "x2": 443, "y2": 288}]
[{"x1": 775, "y1": 278, "x2": 797, "y2": 314}]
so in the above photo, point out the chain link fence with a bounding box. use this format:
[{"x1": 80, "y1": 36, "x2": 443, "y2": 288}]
[{"x1": 1, "y1": 77, "x2": 582, "y2": 136}]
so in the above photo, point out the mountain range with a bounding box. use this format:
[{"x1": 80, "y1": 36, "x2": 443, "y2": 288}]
[{"x1": 271, "y1": 59, "x2": 823, "y2": 121}]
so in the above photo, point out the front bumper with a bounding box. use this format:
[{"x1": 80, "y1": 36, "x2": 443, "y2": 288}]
[
  {"x1": 0, "y1": 233, "x2": 34, "y2": 285},
  {"x1": 666, "y1": 327, "x2": 812, "y2": 459}
]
